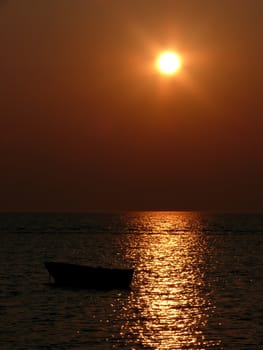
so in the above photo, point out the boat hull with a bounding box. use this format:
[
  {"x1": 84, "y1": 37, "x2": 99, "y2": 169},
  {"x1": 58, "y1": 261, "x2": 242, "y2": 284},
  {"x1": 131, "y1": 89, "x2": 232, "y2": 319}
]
[{"x1": 44, "y1": 261, "x2": 134, "y2": 290}]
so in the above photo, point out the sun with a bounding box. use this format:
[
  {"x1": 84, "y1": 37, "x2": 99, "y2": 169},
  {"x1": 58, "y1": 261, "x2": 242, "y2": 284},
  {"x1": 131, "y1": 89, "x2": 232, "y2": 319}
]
[{"x1": 156, "y1": 51, "x2": 182, "y2": 75}]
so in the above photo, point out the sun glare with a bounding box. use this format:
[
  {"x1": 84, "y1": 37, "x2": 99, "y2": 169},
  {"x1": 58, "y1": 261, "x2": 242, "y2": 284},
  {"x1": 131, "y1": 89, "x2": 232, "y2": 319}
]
[{"x1": 156, "y1": 51, "x2": 181, "y2": 75}]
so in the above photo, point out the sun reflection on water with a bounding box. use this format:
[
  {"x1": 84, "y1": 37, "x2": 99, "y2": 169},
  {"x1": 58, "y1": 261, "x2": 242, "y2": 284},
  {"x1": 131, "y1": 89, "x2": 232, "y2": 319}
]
[{"x1": 120, "y1": 212, "x2": 222, "y2": 349}]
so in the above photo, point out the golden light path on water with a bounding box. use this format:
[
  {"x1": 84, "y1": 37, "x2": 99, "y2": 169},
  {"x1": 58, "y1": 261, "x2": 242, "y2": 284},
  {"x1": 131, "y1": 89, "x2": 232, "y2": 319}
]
[{"x1": 118, "y1": 212, "x2": 222, "y2": 349}]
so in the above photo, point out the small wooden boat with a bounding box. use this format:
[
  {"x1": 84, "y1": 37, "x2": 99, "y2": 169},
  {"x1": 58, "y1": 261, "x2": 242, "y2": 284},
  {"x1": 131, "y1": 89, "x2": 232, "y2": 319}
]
[{"x1": 44, "y1": 261, "x2": 134, "y2": 290}]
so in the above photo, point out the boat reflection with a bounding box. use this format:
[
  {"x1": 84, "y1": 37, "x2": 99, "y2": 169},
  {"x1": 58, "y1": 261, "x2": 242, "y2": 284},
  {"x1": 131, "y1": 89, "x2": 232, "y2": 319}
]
[{"x1": 119, "y1": 212, "x2": 222, "y2": 349}]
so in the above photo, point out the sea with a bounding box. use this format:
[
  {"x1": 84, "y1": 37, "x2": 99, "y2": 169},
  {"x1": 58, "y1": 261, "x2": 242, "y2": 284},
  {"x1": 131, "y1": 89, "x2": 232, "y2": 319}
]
[{"x1": 0, "y1": 211, "x2": 262, "y2": 349}]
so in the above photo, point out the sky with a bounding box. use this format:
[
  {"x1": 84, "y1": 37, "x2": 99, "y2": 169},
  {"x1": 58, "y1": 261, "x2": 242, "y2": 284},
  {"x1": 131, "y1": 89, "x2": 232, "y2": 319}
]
[{"x1": 0, "y1": 0, "x2": 263, "y2": 212}]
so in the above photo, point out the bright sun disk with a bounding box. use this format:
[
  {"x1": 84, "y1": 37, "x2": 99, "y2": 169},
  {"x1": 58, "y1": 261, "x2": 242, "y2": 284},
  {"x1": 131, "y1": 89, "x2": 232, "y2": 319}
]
[{"x1": 157, "y1": 51, "x2": 181, "y2": 75}]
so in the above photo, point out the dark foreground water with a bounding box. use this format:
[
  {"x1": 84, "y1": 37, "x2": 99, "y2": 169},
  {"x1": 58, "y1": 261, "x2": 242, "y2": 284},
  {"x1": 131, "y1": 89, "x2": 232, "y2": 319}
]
[{"x1": 0, "y1": 212, "x2": 262, "y2": 349}]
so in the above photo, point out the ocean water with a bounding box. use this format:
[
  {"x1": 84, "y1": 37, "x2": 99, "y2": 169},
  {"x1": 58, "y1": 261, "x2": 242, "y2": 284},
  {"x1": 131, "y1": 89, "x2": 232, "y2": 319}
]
[{"x1": 0, "y1": 211, "x2": 262, "y2": 349}]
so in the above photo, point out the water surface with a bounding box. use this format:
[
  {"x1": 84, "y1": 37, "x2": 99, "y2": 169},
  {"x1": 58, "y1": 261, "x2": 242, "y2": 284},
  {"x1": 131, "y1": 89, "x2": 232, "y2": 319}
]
[{"x1": 0, "y1": 212, "x2": 262, "y2": 349}]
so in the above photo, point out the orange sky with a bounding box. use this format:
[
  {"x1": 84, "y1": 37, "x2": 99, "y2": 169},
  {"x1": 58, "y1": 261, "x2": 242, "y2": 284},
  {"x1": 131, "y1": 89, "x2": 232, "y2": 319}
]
[{"x1": 0, "y1": 0, "x2": 263, "y2": 212}]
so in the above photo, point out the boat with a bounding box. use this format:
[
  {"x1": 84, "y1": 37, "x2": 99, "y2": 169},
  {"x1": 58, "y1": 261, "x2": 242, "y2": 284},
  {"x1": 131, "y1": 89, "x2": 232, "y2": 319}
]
[{"x1": 44, "y1": 261, "x2": 134, "y2": 290}]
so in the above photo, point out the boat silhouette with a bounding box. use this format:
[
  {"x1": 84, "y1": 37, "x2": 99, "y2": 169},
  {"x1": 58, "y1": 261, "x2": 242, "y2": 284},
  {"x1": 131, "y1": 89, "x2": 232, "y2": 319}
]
[{"x1": 44, "y1": 261, "x2": 134, "y2": 290}]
